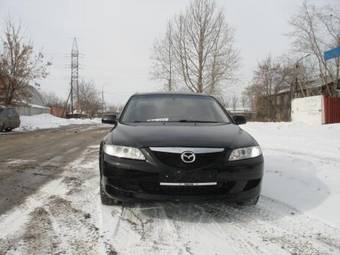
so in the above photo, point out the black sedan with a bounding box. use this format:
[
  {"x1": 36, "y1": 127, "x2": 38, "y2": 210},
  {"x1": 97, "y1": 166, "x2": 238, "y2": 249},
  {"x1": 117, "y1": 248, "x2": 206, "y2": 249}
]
[{"x1": 99, "y1": 93, "x2": 263, "y2": 205}]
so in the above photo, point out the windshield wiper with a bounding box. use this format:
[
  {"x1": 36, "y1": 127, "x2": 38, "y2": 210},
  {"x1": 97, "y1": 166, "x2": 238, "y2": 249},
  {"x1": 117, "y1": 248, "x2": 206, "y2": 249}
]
[
  {"x1": 171, "y1": 120, "x2": 220, "y2": 123},
  {"x1": 131, "y1": 120, "x2": 225, "y2": 123},
  {"x1": 131, "y1": 120, "x2": 167, "y2": 123}
]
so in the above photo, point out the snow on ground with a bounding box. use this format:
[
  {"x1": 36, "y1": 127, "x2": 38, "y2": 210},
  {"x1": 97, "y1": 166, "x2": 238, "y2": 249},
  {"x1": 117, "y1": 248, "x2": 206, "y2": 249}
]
[
  {"x1": 244, "y1": 122, "x2": 340, "y2": 161},
  {"x1": 16, "y1": 113, "x2": 101, "y2": 131},
  {"x1": 242, "y1": 122, "x2": 340, "y2": 229},
  {"x1": 1, "y1": 122, "x2": 340, "y2": 254}
]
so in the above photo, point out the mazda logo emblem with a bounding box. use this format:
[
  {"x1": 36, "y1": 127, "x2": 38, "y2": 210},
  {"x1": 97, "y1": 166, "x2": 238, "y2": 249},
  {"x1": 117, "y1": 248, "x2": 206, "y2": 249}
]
[{"x1": 181, "y1": 151, "x2": 196, "y2": 163}]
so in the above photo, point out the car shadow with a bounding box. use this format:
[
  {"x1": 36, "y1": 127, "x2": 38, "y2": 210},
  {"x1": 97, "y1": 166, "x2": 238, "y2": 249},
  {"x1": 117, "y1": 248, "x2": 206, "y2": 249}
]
[
  {"x1": 261, "y1": 150, "x2": 330, "y2": 215},
  {"x1": 123, "y1": 150, "x2": 330, "y2": 224}
]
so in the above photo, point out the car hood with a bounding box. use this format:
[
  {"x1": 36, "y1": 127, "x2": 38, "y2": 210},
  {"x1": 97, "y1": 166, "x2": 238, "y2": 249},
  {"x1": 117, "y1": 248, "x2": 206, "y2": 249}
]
[{"x1": 108, "y1": 123, "x2": 258, "y2": 149}]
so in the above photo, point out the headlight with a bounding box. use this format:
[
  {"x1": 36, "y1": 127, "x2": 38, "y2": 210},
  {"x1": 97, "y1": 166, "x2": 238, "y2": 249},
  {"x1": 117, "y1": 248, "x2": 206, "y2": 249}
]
[
  {"x1": 103, "y1": 145, "x2": 145, "y2": 160},
  {"x1": 228, "y1": 146, "x2": 262, "y2": 161}
]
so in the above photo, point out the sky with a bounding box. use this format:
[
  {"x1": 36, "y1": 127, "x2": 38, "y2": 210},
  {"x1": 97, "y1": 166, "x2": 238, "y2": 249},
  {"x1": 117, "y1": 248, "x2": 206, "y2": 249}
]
[{"x1": 0, "y1": 0, "x2": 338, "y2": 106}]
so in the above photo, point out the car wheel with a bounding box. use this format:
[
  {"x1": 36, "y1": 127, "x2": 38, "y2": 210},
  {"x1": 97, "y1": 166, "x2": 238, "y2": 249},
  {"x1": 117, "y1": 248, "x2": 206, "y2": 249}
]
[
  {"x1": 100, "y1": 182, "x2": 121, "y2": 205},
  {"x1": 236, "y1": 195, "x2": 259, "y2": 206}
]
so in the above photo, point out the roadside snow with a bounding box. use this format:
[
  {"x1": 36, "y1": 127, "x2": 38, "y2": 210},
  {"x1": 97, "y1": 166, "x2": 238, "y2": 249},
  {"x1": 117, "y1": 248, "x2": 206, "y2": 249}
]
[
  {"x1": 244, "y1": 122, "x2": 340, "y2": 161},
  {"x1": 16, "y1": 114, "x2": 101, "y2": 131},
  {"x1": 243, "y1": 122, "x2": 340, "y2": 228}
]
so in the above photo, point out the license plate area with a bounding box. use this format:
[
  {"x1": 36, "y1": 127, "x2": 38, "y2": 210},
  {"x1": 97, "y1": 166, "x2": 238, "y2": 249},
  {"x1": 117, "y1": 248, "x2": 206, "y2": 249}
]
[{"x1": 159, "y1": 169, "x2": 217, "y2": 185}]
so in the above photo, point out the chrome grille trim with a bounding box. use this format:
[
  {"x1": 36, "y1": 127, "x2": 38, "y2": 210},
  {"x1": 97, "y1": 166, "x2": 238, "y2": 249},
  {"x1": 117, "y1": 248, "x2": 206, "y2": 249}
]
[
  {"x1": 149, "y1": 147, "x2": 224, "y2": 154},
  {"x1": 159, "y1": 182, "x2": 217, "y2": 186}
]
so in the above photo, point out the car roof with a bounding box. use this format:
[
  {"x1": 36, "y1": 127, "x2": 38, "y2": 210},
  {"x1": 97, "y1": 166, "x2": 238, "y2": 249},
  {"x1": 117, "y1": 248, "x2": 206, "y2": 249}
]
[
  {"x1": 132, "y1": 92, "x2": 210, "y2": 97},
  {"x1": 0, "y1": 105, "x2": 15, "y2": 109}
]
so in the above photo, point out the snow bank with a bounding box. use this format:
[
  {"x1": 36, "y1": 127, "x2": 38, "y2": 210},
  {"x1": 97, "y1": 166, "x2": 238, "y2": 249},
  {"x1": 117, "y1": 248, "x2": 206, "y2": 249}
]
[
  {"x1": 16, "y1": 113, "x2": 101, "y2": 131},
  {"x1": 244, "y1": 122, "x2": 340, "y2": 160},
  {"x1": 243, "y1": 122, "x2": 340, "y2": 228}
]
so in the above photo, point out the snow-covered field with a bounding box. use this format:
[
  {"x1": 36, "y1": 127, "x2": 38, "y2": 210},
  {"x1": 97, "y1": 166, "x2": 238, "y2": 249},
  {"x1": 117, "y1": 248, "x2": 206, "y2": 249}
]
[
  {"x1": 15, "y1": 114, "x2": 101, "y2": 131},
  {"x1": 1, "y1": 122, "x2": 340, "y2": 254},
  {"x1": 243, "y1": 122, "x2": 340, "y2": 229}
]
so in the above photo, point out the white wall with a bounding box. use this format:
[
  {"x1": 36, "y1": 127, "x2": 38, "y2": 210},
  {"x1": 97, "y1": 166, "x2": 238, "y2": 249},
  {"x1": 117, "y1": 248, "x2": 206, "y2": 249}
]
[
  {"x1": 291, "y1": 96, "x2": 324, "y2": 125},
  {"x1": 16, "y1": 105, "x2": 50, "y2": 116}
]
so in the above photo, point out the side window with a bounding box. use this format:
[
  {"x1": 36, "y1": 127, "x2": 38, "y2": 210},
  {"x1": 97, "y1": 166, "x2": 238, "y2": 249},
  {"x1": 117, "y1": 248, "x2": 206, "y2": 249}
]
[{"x1": 5, "y1": 109, "x2": 16, "y2": 117}]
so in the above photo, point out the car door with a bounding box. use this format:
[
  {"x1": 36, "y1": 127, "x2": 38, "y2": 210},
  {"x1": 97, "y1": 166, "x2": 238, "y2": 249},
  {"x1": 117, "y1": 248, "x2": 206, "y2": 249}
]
[
  {"x1": 0, "y1": 108, "x2": 5, "y2": 130},
  {"x1": 8, "y1": 108, "x2": 18, "y2": 128},
  {"x1": 4, "y1": 109, "x2": 11, "y2": 128}
]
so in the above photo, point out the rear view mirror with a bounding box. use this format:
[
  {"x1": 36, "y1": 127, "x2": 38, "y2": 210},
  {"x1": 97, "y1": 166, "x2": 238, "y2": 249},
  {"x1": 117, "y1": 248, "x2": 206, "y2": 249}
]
[
  {"x1": 102, "y1": 114, "x2": 117, "y2": 124},
  {"x1": 233, "y1": 115, "x2": 247, "y2": 125}
]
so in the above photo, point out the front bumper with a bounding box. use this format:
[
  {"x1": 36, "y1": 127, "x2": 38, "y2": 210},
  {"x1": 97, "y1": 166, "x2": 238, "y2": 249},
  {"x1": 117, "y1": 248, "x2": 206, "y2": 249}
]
[{"x1": 101, "y1": 152, "x2": 263, "y2": 202}]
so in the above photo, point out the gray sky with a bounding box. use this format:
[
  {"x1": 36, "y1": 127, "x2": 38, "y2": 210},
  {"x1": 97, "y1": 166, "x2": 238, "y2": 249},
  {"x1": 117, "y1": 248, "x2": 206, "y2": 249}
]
[{"x1": 0, "y1": 0, "x2": 337, "y2": 105}]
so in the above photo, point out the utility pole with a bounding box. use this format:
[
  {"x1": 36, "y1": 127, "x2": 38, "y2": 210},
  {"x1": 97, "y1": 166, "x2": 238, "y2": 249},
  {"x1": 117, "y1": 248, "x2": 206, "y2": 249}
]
[
  {"x1": 69, "y1": 38, "x2": 79, "y2": 114},
  {"x1": 70, "y1": 79, "x2": 73, "y2": 114},
  {"x1": 102, "y1": 87, "x2": 105, "y2": 115},
  {"x1": 292, "y1": 53, "x2": 311, "y2": 99}
]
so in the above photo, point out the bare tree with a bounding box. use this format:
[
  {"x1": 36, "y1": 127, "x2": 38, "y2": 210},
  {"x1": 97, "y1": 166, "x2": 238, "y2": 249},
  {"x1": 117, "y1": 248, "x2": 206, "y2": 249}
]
[
  {"x1": 242, "y1": 86, "x2": 255, "y2": 111},
  {"x1": 151, "y1": 0, "x2": 239, "y2": 95},
  {"x1": 106, "y1": 104, "x2": 123, "y2": 114},
  {"x1": 246, "y1": 56, "x2": 294, "y2": 121},
  {"x1": 289, "y1": 1, "x2": 340, "y2": 95},
  {"x1": 231, "y1": 95, "x2": 238, "y2": 111},
  {"x1": 78, "y1": 80, "x2": 101, "y2": 118},
  {"x1": 151, "y1": 22, "x2": 176, "y2": 91},
  {"x1": 214, "y1": 95, "x2": 229, "y2": 108},
  {"x1": 223, "y1": 99, "x2": 230, "y2": 109},
  {"x1": 240, "y1": 95, "x2": 249, "y2": 110},
  {"x1": 0, "y1": 20, "x2": 51, "y2": 105},
  {"x1": 41, "y1": 91, "x2": 63, "y2": 107}
]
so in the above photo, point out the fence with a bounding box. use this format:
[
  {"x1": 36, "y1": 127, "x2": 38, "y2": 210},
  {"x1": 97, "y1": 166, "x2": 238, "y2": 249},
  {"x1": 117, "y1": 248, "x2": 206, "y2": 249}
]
[
  {"x1": 291, "y1": 96, "x2": 324, "y2": 125},
  {"x1": 324, "y1": 96, "x2": 340, "y2": 124},
  {"x1": 15, "y1": 104, "x2": 50, "y2": 116}
]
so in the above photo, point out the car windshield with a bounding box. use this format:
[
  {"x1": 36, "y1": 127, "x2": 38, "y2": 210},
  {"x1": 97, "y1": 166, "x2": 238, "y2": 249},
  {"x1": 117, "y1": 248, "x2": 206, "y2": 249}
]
[{"x1": 120, "y1": 94, "x2": 231, "y2": 123}]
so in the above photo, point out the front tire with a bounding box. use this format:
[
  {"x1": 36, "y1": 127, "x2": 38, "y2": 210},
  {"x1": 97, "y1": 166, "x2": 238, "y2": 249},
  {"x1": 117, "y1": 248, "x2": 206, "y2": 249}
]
[
  {"x1": 236, "y1": 195, "x2": 259, "y2": 206},
  {"x1": 100, "y1": 182, "x2": 120, "y2": 205}
]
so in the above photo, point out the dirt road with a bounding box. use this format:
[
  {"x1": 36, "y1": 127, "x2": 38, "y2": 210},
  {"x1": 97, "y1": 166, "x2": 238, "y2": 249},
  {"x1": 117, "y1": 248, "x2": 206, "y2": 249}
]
[
  {"x1": 1, "y1": 125, "x2": 340, "y2": 255},
  {"x1": 0, "y1": 125, "x2": 109, "y2": 216}
]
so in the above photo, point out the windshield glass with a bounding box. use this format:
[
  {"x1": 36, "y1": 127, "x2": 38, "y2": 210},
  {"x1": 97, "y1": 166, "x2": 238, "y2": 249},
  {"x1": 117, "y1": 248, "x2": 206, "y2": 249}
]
[{"x1": 121, "y1": 94, "x2": 230, "y2": 123}]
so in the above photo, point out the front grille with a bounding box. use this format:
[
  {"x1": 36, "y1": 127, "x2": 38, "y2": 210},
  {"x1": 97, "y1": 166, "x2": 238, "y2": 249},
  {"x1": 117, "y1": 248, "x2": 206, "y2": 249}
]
[{"x1": 152, "y1": 151, "x2": 224, "y2": 169}]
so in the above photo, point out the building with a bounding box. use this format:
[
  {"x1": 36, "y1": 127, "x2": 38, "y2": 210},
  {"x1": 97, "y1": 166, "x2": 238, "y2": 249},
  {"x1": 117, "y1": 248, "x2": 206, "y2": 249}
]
[
  {"x1": 226, "y1": 107, "x2": 257, "y2": 121},
  {"x1": 15, "y1": 85, "x2": 50, "y2": 115},
  {"x1": 262, "y1": 78, "x2": 339, "y2": 121},
  {"x1": 0, "y1": 76, "x2": 50, "y2": 115}
]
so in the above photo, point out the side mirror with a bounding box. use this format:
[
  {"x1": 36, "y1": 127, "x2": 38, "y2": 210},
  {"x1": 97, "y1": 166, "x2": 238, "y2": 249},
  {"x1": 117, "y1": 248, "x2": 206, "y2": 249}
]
[
  {"x1": 102, "y1": 114, "x2": 117, "y2": 124},
  {"x1": 233, "y1": 115, "x2": 247, "y2": 125}
]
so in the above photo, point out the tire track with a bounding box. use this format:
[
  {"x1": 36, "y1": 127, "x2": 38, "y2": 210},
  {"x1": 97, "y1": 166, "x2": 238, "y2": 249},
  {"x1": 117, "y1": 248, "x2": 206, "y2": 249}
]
[{"x1": 203, "y1": 197, "x2": 340, "y2": 255}]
